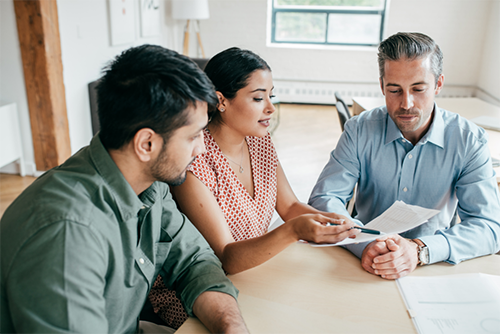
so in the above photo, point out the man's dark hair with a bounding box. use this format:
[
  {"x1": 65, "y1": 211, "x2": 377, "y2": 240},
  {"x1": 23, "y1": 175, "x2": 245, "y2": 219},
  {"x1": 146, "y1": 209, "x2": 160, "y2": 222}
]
[
  {"x1": 203, "y1": 47, "x2": 271, "y2": 124},
  {"x1": 378, "y1": 32, "x2": 443, "y2": 85},
  {"x1": 96, "y1": 44, "x2": 218, "y2": 149}
]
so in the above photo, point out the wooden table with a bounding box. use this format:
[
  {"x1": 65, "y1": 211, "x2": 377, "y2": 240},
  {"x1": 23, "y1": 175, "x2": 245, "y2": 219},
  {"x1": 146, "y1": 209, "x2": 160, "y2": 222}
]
[
  {"x1": 177, "y1": 243, "x2": 500, "y2": 333},
  {"x1": 351, "y1": 97, "x2": 500, "y2": 184}
]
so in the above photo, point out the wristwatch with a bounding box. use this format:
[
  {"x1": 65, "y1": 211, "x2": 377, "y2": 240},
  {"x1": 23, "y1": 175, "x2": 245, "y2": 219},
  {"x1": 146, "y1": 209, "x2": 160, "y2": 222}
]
[{"x1": 412, "y1": 238, "x2": 429, "y2": 266}]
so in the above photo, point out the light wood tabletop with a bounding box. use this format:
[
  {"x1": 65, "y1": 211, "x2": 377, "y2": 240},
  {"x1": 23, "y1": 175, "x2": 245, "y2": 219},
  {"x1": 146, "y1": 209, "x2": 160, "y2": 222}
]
[
  {"x1": 176, "y1": 243, "x2": 500, "y2": 334},
  {"x1": 351, "y1": 97, "x2": 500, "y2": 184}
]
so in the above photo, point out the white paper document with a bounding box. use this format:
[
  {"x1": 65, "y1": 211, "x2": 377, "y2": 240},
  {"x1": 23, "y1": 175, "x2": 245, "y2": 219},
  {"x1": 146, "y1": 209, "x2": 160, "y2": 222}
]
[
  {"x1": 397, "y1": 273, "x2": 500, "y2": 334},
  {"x1": 310, "y1": 200, "x2": 440, "y2": 247}
]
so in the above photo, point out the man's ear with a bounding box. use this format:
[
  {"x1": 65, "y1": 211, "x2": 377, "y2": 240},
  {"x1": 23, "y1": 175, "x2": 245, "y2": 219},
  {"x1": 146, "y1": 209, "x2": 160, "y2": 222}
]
[
  {"x1": 434, "y1": 74, "x2": 445, "y2": 95},
  {"x1": 379, "y1": 77, "x2": 385, "y2": 96},
  {"x1": 133, "y1": 128, "x2": 162, "y2": 162}
]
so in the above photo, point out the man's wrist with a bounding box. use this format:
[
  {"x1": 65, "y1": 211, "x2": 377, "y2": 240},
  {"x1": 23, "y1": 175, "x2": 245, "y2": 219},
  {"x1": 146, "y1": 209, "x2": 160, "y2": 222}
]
[
  {"x1": 411, "y1": 238, "x2": 430, "y2": 266},
  {"x1": 408, "y1": 239, "x2": 420, "y2": 264}
]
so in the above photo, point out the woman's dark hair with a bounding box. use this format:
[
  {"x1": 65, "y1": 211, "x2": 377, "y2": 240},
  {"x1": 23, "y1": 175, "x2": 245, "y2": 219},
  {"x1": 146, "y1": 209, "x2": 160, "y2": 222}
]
[
  {"x1": 204, "y1": 47, "x2": 271, "y2": 123},
  {"x1": 96, "y1": 44, "x2": 218, "y2": 150}
]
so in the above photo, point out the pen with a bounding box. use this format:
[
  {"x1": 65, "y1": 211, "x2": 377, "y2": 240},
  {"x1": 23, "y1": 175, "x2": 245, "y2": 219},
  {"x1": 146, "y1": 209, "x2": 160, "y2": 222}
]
[{"x1": 327, "y1": 222, "x2": 381, "y2": 235}]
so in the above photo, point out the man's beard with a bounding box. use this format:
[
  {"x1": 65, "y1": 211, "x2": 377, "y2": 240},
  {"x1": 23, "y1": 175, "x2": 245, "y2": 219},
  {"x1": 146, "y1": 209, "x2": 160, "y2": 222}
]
[
  {"x1": 163, "y1": 169, "x2": 188, "y2": 187},
  {"x1": 150, "y1": 143, "x2": 194, "y2": 186}
]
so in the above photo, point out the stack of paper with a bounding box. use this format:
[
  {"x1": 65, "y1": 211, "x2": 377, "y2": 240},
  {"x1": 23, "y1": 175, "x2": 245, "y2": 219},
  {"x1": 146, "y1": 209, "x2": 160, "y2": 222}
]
[
  {"x1": 310, "y1": 200, "x2": 440, "y2": 247},
  {"x1": 397, "y1": 273, "x2": 500, "y2": 334}
]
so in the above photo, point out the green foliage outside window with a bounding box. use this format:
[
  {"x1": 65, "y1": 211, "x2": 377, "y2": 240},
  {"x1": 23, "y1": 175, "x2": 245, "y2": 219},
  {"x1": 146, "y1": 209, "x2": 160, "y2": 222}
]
[{"x1": 276, "y1": 12, "x2": 326, "y2": 42}]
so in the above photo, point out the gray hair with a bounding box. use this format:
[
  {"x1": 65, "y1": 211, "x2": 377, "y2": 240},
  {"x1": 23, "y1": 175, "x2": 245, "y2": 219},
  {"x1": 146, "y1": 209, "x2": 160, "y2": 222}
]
[{"x1": 378, "y1": 32, "x2": 443, "y2": 85}]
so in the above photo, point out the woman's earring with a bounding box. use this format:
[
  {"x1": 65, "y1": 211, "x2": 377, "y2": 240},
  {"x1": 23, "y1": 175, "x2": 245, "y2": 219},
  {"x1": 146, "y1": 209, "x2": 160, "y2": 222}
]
[{"x1": 220, "y1": 108, "x2": 225, "y2": 112}]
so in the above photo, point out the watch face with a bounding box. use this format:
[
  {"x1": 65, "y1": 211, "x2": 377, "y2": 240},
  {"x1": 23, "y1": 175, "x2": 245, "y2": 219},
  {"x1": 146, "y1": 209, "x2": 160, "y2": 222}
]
[{"x1": 419, "y1": 247, "x2": 430, "y2": 264}]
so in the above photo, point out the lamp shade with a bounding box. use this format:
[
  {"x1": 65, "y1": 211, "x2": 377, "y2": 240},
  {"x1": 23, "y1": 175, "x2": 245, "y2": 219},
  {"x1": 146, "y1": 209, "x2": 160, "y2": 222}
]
[{"x1": 172, "y1": 0, "x2": 210, "y2": 20}]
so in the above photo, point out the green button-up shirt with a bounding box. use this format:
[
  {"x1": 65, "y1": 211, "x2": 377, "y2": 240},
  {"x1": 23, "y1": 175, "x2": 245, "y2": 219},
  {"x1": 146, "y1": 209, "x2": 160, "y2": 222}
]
[{"x1": 1, "y1": 136, "x2": 238, "y2": 333}]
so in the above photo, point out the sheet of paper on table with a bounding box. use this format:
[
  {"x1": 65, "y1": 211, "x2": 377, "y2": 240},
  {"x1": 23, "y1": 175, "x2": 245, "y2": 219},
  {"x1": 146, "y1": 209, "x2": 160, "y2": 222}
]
[
  {"x1": 310, "y1": 200, "x2": 440, "y2": 247},
  {"x1": 397, "y1": 273, "x2": 500, "y2": 334}
]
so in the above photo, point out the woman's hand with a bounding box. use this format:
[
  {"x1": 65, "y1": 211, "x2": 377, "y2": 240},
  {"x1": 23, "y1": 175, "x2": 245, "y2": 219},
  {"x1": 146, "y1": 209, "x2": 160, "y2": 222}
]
[
  {"x1": 287, "y1": 213, "x2": 360, "y2": 244},
  {"x1": 319, "y1": 211, "x2": 354, "y2": 225}
]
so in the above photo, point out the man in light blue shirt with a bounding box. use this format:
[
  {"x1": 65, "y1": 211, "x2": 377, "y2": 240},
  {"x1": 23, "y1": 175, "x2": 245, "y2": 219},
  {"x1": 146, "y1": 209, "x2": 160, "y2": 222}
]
[{"x1": 309, "y1": 32, "x2": 500, "y2": 279}]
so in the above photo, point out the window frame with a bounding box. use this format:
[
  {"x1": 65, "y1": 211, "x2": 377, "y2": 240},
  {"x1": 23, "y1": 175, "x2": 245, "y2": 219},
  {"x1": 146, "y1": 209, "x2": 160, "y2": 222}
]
[{"x1": 270, "y1": 0, "x2": 389, "y2": 47}]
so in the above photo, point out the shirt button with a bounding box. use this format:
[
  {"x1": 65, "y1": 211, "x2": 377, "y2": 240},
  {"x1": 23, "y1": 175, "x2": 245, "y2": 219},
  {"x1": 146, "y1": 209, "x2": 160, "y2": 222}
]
[
  {"x1": 408, "y1": 154, "x2": 413, "y2": 159},
  {"x1": 403, "y1": 187, "x2": 408, "y2": 192},
  {"x1": 402, "y1": 139, "x2": 406, "y2": 143},
  {"x1": 139, "y1": 258, "x2": 145, "y2": 264},
  {"x1": 140, "y1": 205, "x2": 146, "y2": 209}
]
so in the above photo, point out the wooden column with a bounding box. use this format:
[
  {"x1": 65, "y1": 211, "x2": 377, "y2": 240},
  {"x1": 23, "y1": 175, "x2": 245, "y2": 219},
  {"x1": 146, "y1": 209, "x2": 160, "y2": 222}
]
[{"x1": 14, "y1": 0, "x2": 71, "y2": 171}]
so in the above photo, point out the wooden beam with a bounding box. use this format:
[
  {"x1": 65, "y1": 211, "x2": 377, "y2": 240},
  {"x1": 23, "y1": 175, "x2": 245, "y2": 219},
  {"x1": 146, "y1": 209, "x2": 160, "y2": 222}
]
[{"x1": 14, "y1": 0, "x2": 71, "y2": 171}]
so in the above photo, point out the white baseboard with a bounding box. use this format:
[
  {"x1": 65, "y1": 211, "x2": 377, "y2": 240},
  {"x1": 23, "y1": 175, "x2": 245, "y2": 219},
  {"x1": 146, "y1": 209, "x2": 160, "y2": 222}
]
[
  {"x1": 0, "y1": 161, "x2": 22, "y2": 175},
  {"x1": 0, "y1": 160, "x2": 40, "y2": 176}
]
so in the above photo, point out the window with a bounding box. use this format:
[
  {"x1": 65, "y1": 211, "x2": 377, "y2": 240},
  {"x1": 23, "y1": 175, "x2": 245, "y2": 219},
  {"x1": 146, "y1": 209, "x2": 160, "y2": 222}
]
[{"x1": 270, "y1": 0, "x2": 389, "y2": 47}]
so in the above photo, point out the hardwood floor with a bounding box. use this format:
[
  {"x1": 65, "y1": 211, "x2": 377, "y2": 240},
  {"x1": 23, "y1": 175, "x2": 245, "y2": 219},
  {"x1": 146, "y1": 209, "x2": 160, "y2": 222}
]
[
  {"x1": 0, "y1": 173, "x2": 37, "y2": 217},
  {"x1": 0, "y1": 103, "x2": 342, "y2": 218},
  {"x1": 271, "y1": 103, "x2": 342, "y2": 202}
]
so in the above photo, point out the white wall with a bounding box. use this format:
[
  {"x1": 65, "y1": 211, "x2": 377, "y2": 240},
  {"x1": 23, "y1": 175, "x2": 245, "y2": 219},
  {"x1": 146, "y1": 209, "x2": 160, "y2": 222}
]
[
  {"x1": 58, "y1": 0, "x2": 169, "y2": 155},
  {"x1": 477, "y1": 0, "x2": 500, "y2": 106},
  {"x1": 386, "y1": 0, "x2": 492, "y2": 87},
  {"x1": 0, "y1": 0, "x2": 34, "y2": 174}
]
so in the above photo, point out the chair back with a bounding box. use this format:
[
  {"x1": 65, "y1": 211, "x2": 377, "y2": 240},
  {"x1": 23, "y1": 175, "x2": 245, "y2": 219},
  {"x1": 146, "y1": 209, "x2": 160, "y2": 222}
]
[
  {"x1": 88, "y1": 79, "x2": 100, "y2": 136},
  {"x1": 191, "y1": 58, "x2": 209, "y2": 70},
  {"x1": 334, "y1": 92, "x2": 351, "y2": 132}
]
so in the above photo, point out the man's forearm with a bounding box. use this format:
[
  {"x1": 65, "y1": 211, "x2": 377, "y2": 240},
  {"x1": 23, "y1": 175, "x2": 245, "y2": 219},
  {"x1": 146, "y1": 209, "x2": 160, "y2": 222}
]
[{"x1": 193, "y1": 291, "x2": 248, "y2": 334}]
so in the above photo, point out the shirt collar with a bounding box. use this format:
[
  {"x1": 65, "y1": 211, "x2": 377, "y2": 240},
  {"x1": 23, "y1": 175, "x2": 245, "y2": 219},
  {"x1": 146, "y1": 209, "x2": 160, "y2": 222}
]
[
  {"x1": 384, "y1": 102, "x2": 445, "y2": 148},
  {"x1": 89, "y1": 134, "x2": 145, "y2": 222},
  {"x1": 422, "y1": 103, "x2": 445, "y2": 148},
  {"x1": 385, "y1": 109, "x2": 403, "y2": 145}
]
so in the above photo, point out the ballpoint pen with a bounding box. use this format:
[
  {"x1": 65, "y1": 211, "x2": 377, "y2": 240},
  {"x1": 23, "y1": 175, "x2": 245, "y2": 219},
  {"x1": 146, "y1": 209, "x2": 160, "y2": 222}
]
[{"x1": 327, "y1": 222, "x2": 382, "y2": 235}]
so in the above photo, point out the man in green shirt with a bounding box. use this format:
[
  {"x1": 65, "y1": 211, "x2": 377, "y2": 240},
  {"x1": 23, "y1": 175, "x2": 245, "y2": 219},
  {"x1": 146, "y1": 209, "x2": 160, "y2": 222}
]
[{"x1": 1, "y1": 45, "x2": 248, "y2": 333}]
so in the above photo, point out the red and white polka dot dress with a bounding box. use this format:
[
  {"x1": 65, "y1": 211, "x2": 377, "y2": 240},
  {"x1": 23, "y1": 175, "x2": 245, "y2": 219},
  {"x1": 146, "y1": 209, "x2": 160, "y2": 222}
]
[
  {"x1": 148, "y1": 129, "x2": 278, "y2": 329},
  {"x1": 188, "y1": 129, "x2": 278, "y2": 241}
]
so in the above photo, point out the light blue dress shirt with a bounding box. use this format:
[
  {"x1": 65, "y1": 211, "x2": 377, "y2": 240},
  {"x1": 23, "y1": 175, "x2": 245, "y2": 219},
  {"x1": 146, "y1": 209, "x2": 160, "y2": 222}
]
[{"x1": 309, "y1": 104, "x2": 500, "y2": 264}]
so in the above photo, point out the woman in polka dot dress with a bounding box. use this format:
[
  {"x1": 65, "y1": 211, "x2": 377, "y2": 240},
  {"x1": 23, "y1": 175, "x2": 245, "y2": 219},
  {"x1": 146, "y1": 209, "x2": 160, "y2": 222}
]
[{"x1": 147, "y1": 47, "x2": 360, "y2": 329}]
